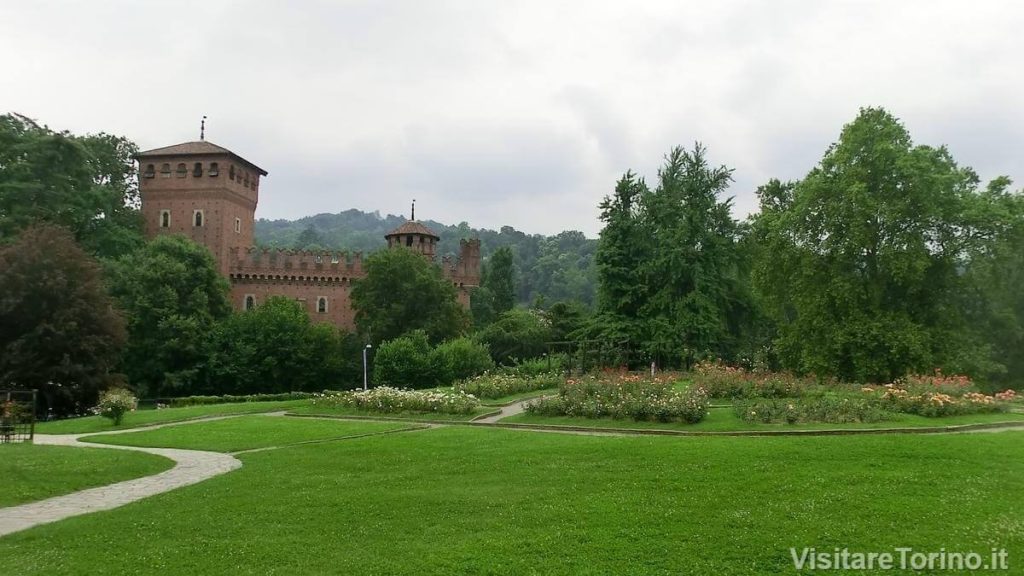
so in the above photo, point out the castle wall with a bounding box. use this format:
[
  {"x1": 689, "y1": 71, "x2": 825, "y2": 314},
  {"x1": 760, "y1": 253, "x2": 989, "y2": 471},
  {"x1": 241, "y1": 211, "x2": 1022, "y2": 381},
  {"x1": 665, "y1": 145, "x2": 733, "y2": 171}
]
[
  {"x1": 230, "y1": 277, "x2": 357, "y2": 331},
  {"x1": 138, "y1": 142, "x2": 481, "y2": 334}
]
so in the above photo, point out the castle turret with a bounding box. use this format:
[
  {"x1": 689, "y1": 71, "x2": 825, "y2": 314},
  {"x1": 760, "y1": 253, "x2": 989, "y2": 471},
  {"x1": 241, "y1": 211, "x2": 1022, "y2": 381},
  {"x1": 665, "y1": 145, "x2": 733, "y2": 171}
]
[
  {"x1": 384, "y1": 220, "x2": 441, "y2": 258},
  {"x1": 134, "y1": 140, "x2": 267, "y2": 274}
]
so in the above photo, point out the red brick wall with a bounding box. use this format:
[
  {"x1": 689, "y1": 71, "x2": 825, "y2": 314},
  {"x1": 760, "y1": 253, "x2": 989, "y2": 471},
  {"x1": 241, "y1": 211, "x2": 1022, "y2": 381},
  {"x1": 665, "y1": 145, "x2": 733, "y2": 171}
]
[{"x1": 230, "y1": 278, "x2": 357, "y2": 331}]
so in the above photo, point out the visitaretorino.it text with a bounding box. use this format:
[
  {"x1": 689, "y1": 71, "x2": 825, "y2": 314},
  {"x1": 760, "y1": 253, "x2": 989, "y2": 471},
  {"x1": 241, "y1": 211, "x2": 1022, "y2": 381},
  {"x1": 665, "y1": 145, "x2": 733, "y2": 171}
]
[{"x1": 790, "y1": 547, "x2": 1009, "y2": 571}]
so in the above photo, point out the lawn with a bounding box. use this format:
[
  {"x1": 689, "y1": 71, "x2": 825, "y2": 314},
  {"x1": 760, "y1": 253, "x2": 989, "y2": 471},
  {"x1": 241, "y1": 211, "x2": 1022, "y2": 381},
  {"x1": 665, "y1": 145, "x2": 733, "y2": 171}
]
[
  {"x1": 288, "y1": 404, "x2": 497, "y2": 422},
  {"x1": 503, "y1": 405, "x2": 1024, "y2": 432},
  {"x1": 84, "y1": 416, "x2": 417, "y2": 453},
  {"x1": 35, "y1": 400, "x2": 312, "y2": 434},
  {"x1": 2, "y1": 426, "x2": 1022, "y2": 575},
  {"x1": 0, "y1": 444, "x2": 173, "y2": 508}
]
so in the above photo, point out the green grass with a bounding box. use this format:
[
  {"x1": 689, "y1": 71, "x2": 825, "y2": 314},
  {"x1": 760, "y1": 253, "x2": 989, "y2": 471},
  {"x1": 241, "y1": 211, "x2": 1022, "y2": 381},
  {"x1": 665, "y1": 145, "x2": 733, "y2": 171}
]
[
  {"x1": 35, "y1": 400, "x2": 311, "y2": 434},
  {"x1": 0, "y1": 444, "x2": 173, "y2": 507},
  {"x1": 288, "y1": 404, "x2": 496, "y2": 421},
  {"x1": 479, "y1": 388, "x2": 557, "y2": 406},
  {"x1": 1, "y1": 427, "x2": 1022, "y2": 574},
  {"x1": 504, "y1": 405, "x2": 1024, "y2": 432},
  {"x1": 84, "y1": 416, "x2": 415, "y2": 452}
]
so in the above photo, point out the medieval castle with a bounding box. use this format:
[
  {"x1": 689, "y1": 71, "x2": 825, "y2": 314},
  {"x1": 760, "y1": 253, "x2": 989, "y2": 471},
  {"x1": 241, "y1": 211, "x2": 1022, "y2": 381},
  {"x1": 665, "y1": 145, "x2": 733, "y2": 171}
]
[{"x1": 135, "y1": 140, "x2": 481, "y2": 331}]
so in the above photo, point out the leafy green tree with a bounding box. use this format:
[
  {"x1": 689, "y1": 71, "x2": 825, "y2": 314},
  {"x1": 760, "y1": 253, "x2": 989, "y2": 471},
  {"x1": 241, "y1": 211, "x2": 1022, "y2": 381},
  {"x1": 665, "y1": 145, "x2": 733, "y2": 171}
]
[
  {"x1": 638, "y1": 144, "x2": 746, "y2": 361},
  {"x1": 294, "y1": 225, "x2": 324, "y2": 250},
  {"x1": 107, "y1": 235, "x2": 231, "y2": 397},
  {"x1": 470, "y1": 285, "x2": 497, "y2": 328},
  {"x1": 432, "y1": 337, "x2": 494, "y2": 382},
  {"x1": 208, "y1": 297, "x2": 359, "y2": 393},
  {"x1": 476, "y1": 309, "x2": 552, "y2": 365},
  {"x1": 753, "y1": 107, "x2": 1004, "y2": 382},
  {"x1": 485, "y1": 246, "x2": 516, "y2": 314},
  {"x1": 0, "y1": 224, "x2": 127, "y2": 415},
  {"x1": 0, "y1": 114, "x2": 143, "y2": 259},
  {"x1": 543, "y1": 301, "x2": 590, "y2": 343},
  {"x1": 588, "y1": 147, "x2": 751, "y2": 367},
  {"x1": 351, "y1": 247, "x2": 469, "y2": 344},
  {"x1": 372, "y1": 330, "x2": 440, "y2": 388}
]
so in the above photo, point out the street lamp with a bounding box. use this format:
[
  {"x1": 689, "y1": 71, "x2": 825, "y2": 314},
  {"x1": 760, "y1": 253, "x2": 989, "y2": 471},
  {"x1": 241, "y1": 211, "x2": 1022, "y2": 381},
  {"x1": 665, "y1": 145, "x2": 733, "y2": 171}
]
[{"x1": 362, "y1": 344, "x2": 373, "y2": 391}]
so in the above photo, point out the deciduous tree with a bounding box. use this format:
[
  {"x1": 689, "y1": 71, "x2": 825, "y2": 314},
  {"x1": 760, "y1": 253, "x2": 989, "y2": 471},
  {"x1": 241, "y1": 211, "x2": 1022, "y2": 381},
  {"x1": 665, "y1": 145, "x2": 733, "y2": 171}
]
[{"x1": 0, "y1": 224, "x2": 127, "y2": 415}]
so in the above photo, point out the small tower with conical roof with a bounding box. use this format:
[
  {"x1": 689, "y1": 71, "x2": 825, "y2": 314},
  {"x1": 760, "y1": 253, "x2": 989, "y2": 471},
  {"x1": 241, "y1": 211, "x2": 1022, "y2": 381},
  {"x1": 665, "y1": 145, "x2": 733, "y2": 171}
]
[{"x1": 384, "y1": 200, "x2": 440, "y2": 258}]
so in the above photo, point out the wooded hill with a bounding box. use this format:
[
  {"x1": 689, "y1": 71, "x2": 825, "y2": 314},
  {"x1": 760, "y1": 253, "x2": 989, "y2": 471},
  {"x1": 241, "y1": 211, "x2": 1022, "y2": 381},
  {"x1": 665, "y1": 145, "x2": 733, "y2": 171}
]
[{"x1": 254, "y1": 210, "x2": 598, "y2": 307}]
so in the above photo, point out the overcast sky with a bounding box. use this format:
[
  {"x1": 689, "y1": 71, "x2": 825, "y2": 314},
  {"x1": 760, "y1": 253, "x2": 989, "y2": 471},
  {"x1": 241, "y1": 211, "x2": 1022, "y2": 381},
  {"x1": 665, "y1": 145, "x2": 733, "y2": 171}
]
[{"x1": 3, "y1": 1, "x2": 1022, "y2": 236}]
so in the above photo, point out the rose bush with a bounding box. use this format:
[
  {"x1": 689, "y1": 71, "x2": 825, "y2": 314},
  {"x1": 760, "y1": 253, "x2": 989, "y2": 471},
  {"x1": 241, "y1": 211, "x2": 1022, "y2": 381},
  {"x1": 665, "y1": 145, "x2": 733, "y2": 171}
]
[
  {"x1": 526, "y1": 374, "x2": 708, "y2": 423},
  {"x1": 312, "y1": 387, "x2": 479, "y2": 415},
  {"x1": 96, "y1": 389, "x2": 137, "y2": 426}
]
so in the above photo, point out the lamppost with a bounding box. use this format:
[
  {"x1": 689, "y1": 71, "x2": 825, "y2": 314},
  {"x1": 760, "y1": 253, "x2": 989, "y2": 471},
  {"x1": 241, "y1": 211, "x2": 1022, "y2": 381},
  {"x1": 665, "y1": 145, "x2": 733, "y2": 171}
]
[{"x1": 362, "y1": 344, "x2": 372, "y2": 391}]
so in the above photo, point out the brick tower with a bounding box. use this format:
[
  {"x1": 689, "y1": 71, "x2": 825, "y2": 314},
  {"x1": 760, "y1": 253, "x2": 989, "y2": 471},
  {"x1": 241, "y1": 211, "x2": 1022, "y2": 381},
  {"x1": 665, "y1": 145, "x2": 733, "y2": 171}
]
[{"x1": 135, "y1": 141, "x2": 267, "y2": 274}]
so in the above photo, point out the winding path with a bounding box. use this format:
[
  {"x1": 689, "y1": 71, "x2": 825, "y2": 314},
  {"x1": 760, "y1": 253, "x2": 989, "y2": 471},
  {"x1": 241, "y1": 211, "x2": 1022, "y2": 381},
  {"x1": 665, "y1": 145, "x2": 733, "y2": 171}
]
[{"x1": 0, "y1": 426, "x2": 241, "y2": 538}]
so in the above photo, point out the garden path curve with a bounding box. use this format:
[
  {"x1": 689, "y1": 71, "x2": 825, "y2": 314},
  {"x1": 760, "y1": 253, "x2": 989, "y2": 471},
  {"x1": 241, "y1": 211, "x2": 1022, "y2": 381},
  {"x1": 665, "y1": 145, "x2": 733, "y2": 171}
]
[
  {"x1": 0, "y1": 424, "x2": 242, "y2": 538},
  {"x1": 474, "y1": 398, "x2": 534, "y2": 423}
]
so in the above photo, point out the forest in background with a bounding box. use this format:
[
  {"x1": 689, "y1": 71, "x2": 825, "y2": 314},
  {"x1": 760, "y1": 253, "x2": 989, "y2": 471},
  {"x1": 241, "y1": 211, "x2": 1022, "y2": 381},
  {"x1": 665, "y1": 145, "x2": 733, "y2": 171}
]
[{"x1": 255, "y1": 212, "x2": 598, "y2": 307}]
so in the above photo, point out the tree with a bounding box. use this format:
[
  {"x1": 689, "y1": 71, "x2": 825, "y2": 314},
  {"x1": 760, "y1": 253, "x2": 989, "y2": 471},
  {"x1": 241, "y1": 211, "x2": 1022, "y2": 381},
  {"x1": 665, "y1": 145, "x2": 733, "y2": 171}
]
[
  {"x1": 107, "y1": 235, "x2": 231, "y2": 397},
  {"x1": 485, "y1": 246, "x2": 516, "y2": 314},
  {"x1": 0, "y1": 224, "x2": 127, "y2": 415},
  {"x1": 476, "y1": 309, "x2": 552, "y2": 365},
  {"x1": 208, "y1": 297, "x2": 360, "y2": 394},
  {"x1": 753, "y1": 107, "x2": 1004, "y2": 382},
  {"x1": 351, "y1": 247, "x2": 469, "y2": 344},
  {"x1": 294, "y1": 225, "x2": 324, "y2": 250},
  {"x1": 587, "y1": 147, "x2": 751, "y2": 367},
  {"x1": 0, "y1": 114, "x2": 143, "y2": 259}
]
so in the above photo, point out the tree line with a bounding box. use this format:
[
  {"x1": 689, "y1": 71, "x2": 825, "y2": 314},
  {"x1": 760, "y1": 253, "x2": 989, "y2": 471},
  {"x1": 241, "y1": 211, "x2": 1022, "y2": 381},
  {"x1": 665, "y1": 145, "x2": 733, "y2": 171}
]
[{"x1": 2, "y1": 107, "x2": 1021, "y2": 418}]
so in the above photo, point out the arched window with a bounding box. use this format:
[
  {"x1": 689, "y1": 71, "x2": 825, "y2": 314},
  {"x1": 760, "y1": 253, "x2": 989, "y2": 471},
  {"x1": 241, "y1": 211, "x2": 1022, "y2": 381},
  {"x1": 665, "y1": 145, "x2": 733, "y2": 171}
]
[
  {"x1": 244, "y1": 172, "x2": 250, "y2": 187},
  {"x1": 160, "y1": 163, "x2": 171, "y2": 178},
  {"x1": 234, "y1": 217, "x2": 241, "y2": 234},
  {"x1": 317, "y1": 297, "x2": 328, "y2": 313},
  {"x1": 209, "y1": 162, "x2": 219, "y2": 176},
  {"x1": 244, "y1": 295, "x2": 255, "y2": 311},
  {"x1": 160, "y1": 210, "x2": 170, "y2": 228},
  {"x1": 176, "y1": 163, "x2": 187, "y2": 178},
  {"x1": 193, "y1": 162, "x2": 203, "y2": 177},
  {"x1": 406, "y1": 235, "x2": 413, "y2": 247},
  {"x1": 229, "y1": 165, "x2": 236, "y2": 181},
  {"x1": 193, "y1": 210, "x2": 204, "y2": 227},
  {"x1": 144, "y1": 164, "x2": 155, "y2": 178}
]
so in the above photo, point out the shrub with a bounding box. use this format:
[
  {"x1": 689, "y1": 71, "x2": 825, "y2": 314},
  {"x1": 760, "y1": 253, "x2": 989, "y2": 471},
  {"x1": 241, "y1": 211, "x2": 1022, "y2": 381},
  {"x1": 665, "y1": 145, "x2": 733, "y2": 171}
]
[
  {"x1": 96, "y1": 389, "x2": 137, "y2": 426},
  {"x1": 372, "y1": 331, "x2": 440, "y2": 389},
  {"x1": 691, "y1": 360, "x2": 817, "y2": 399},
  {"x1": 501, "y1": 354, "x2": 567, "y2": 377},
  {"x1": 899, "y1": 370, "x2": 975, "y2": 396},
  {"x1": 431, "y1": 338, "x2": 494, "y2": 383},
  {"x1": 312, "y1": 387, "x2": 479, "y2": 415},
  {"x1": 454, "y1": 372, "x2": 562, "y2": 399},
  {"x1": 526, "y1": 373, "x2": 709, "y2": 423},
  {"x1": 734, "y1": 396, "x2": 888, "y2": 424},
  {"x1": 868, "y1": 385, "x2": 1008, "y2": 417},
  {"x1": 165, "y1": 392, "x2": 316, "y2": 407}
]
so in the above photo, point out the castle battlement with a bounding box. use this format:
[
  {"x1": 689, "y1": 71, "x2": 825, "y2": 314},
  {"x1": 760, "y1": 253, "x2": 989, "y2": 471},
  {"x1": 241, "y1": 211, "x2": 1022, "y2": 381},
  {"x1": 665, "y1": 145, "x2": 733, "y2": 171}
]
[{"x1": 228, "y1": 246, "x2": 364, "y2": 280}]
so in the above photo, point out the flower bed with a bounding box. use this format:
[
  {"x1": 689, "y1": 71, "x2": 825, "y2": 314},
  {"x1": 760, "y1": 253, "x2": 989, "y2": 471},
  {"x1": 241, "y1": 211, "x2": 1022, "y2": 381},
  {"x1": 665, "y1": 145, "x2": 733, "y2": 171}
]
[
  {"x1": 691, "y1": 360, "x2": 821, "y2": 399},
  {"x1": 454, "y1": 372, "x2": 562, "y2": 399},
  {"x1": 311, "y1": 387, "x2": 480, "y2": 415},
  {"x1": 866, "y1": 384, "x2": 1009, "y2": 417},
  {"x1": 526, "y1": 374, "x2": 708, "y2": 423},
  {"x1": 734, "y1": 396, "x2": 888, "y2": 424}
]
